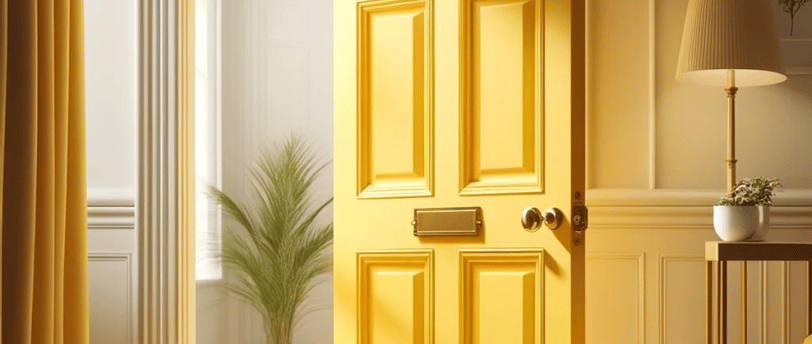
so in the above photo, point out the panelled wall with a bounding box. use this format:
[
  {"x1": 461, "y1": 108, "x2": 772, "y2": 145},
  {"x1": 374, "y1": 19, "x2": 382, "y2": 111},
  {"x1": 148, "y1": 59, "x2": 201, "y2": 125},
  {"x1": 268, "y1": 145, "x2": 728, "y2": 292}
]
[
  {"x1": 87, "y1": 190, "x2": 136, "y2": 344},
  {"x1": 585, "y1": 0, "x2": 812, "y2": 343},
  {"x1": 85, "y1": 0, "x2": 138, "y2": 343}
]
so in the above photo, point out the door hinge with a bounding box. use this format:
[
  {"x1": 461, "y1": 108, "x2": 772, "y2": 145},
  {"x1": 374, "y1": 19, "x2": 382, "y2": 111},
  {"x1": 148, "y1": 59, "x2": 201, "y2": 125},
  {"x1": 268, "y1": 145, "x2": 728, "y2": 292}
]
[{"x1": 572, "y1": 205, "x2": 588, "y2": 232}]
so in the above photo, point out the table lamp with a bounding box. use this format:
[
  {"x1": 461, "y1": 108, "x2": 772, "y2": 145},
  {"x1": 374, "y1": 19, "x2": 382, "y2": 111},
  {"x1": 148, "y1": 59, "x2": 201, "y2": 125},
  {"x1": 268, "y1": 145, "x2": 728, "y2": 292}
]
[{"x1": 676, "y1": 0, "x2": 787, "y2": 191}]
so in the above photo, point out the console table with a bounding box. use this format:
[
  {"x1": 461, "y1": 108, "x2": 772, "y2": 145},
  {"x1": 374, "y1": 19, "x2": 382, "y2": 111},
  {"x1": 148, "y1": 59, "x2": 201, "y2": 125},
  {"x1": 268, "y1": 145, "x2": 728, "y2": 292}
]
[{"x1": 705, "y1": 241, "x2": 812, "y2": 344}]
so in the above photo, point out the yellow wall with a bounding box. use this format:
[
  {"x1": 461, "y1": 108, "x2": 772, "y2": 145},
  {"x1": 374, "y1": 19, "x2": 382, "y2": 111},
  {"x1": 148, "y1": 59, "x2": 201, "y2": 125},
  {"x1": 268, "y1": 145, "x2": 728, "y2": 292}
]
[
  {"x1": 585, "y1": 0, "x2": 812, "y2": 343},
  {"x1": 587, "y1": 0, "x2": 812, "y2": 190}
]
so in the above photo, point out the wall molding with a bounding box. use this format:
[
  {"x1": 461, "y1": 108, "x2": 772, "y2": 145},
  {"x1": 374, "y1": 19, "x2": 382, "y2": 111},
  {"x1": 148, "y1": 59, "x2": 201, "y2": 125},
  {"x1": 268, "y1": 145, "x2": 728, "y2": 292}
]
[
  {"x1": 587, "y1": 189, "x2": 812, "y2": 230},
  {"x1": 588, "y1": 189, "x2": 812, "y2": 207},
  {"x1": 658, "y1": 255, "x2": 704, "y2": 344},
  {"x1": 782, "y1": 261, "x2": 790, "y2": 344},
  {"x1": 89, "y1": 252, "x2": 134, "y2": 344},
  {"x1": 87, "y1": 189, "x2": 135, "y2": 230},
  {"x1": 761, "y1": 261, "x2": 767, "y2": 344},
  {"x1": 88, "y1": 206, "x2": 135, "y2": 230},
  {"x1": 587, "y1": 252, "x2": 646, "y2": 344},
  {"x1": 88, "y1": 188, "x2": 136, "y2": 207}
]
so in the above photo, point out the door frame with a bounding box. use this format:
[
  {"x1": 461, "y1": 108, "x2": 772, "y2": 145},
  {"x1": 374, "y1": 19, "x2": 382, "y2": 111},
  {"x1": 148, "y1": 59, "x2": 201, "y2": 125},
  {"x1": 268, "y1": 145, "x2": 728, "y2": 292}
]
[{"x1": 136, "y1": 0, "x2": 195, "y2": 342}]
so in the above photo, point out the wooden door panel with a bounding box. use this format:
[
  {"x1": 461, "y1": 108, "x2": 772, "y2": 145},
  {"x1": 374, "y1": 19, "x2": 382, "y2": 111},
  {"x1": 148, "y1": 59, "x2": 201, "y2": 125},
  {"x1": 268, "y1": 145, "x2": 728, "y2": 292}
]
[
  {"x1": 460, "y1": 250, "x2": 544, "y2": 344},
  {"x1": 358, "y1": 251, "x2": 434, "y2": 344},
  {"x1": 357, "y1": 0, "x2": 434, "y2": 199},
  {"x1": 460, "y1": 0, "x2": 543, "y2": 195}
]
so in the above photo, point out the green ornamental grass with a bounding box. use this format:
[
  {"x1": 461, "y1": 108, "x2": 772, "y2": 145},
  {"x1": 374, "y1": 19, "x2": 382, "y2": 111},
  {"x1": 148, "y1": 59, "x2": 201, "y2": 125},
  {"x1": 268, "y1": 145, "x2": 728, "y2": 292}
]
[{"x1": 209, "y1": 136, "x2": 333, "y2": 344}]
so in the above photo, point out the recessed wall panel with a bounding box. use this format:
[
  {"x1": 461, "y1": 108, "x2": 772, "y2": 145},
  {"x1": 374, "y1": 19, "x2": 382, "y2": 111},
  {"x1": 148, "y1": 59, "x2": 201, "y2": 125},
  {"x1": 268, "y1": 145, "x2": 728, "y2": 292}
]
[
  {"x1": 460, "y1": 0, "x2": 543, "y2": 195},
  {"x1": 358, "y1": 250, "x2": 434, "y2": 344},
  {"x1": 660, "y1": 257, "x2": 704, "y2": 344},
  {"x1": 358, "y1": 0, "x2": 433, "y2": 198},
  {"x1": 89, "y1": 254, "x2": 132, "y2": 344},
  {"x1": 460, "y1": 250, "x2": 543, "y2": 344},
  {"x1": 586, "y1": 254, "x2": 644, "y2": 344}
]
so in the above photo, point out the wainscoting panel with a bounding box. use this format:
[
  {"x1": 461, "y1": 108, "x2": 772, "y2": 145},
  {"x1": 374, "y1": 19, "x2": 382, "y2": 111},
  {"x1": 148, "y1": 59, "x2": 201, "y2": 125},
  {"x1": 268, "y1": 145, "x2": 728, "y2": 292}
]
[
  {"x1": 88, "y1": 188, "x2": 136, "y2": 344},
  {"x1": 586, "y1": 253, "x2": 644, "y2": 344},
  {"x1": 658, "y1": 255, "x2": 704, "y2": 344},
  {"x1": 586, "y1": 223, "x2": 812, "y2": 344},
  {"x1": 89, "y1": 253, "x2": 133, "y2": 344}
]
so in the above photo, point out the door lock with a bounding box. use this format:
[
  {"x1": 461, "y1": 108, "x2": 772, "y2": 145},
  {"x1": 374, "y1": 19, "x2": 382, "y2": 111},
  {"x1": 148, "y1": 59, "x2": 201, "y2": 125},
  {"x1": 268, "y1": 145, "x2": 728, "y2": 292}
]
[{"x1": 521, "y1": 207, "x2": 563, "y2": 231}]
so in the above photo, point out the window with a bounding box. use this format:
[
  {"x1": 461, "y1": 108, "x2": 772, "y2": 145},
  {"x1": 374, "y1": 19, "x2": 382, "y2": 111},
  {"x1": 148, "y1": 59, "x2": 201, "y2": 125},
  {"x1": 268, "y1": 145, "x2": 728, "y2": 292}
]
[{"x1": 195, "y1": 0, "x2": 222, "y2": 281}]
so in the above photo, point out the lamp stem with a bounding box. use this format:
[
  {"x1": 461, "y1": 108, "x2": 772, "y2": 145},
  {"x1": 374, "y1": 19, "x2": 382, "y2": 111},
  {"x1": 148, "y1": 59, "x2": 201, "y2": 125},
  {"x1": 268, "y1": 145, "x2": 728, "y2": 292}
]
[{"x1": 725, "y1": 70, "x2": 738, "y2": 192}]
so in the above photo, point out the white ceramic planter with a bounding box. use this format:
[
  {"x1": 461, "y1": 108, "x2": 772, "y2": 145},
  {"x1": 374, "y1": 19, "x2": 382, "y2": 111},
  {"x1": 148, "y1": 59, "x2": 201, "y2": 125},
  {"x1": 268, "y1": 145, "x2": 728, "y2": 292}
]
[
  {"x1": 748, "y1": 205, "x2": 771, "y2": 241},
  {"x1": 713, "y1": 205, "x2": 759, "y2": 241}
]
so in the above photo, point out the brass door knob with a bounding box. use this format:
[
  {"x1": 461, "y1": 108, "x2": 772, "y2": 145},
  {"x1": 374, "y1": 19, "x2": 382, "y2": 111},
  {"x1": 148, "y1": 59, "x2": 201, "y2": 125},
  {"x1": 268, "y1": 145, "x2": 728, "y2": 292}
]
[
  {"x1": 522, "y1": 207, "x2": 563, "y2": 232},
  {"x1": 521, "y1": 207, "x2": 543, "y2": 231},
  {"x1": 542, "y1": 207, "x2": 563, "y2": 230}
]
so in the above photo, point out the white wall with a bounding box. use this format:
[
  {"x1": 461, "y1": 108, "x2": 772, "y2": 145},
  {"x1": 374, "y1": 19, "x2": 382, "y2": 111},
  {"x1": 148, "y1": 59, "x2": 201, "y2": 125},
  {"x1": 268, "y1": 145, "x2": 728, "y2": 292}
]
[
  {"x1": 85, "y1": 0, "x2": 137, "y2": 194},
  {"x1": 84, "y1": 0, "x2": 138, "y2": 343}
]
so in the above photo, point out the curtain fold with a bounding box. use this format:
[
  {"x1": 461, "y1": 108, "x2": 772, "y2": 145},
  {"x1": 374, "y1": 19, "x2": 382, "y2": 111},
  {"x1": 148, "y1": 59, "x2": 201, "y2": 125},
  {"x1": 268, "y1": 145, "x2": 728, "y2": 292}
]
[{"x1": 2, "y1": 0, "x2": 88, "y2": 343}]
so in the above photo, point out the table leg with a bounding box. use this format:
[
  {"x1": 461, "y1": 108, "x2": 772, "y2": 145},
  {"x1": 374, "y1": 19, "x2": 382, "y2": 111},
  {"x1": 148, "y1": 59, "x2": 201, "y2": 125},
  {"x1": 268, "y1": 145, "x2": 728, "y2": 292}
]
[
  {"x1": 742, "y1": 261, "x2": 747, "y2": 344},
  {"x1": 719, "y1": 261, "x2": 727, "y2": 344},
  {"x1": 808, "y1": 260, "x2": 812, "y2": 336},
  {"x1": 707, "y1": 260, "x2": 714, "y2": 344}
]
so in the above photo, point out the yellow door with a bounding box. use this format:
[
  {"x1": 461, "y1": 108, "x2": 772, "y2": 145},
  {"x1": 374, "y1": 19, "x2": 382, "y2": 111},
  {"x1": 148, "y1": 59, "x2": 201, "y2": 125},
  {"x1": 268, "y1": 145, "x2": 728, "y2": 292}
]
[{"x1": 334, "y1": 0, "x2": 585, "y2": 342}]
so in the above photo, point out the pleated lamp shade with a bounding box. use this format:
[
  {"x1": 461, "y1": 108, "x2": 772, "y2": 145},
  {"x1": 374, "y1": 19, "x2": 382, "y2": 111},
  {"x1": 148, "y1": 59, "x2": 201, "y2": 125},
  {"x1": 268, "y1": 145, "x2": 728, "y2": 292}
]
[{"x1": 676, "y1": 0, "x2": 786, "y2": 87}]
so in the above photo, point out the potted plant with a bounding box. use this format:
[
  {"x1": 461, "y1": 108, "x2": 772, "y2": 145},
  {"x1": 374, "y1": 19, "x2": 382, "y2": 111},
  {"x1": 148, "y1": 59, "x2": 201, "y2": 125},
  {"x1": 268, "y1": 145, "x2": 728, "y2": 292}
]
[
  {"x1": 714, "y1": 177, "x2": 781, "y2": 241},
  {"x1": 209, "y1": 136, "x2": 332, "y2": 344}
]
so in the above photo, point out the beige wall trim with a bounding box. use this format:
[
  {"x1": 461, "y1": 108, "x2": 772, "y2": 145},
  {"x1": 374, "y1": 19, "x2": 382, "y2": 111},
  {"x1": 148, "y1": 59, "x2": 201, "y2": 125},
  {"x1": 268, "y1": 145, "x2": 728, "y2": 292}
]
[
  {"x1": 137, "y1": 0, "x2": 195, "y2": 342},
  {"x1": 761, "y1": 261, "x2": 768, "y2": 344},
  {"x1": 588, "y1": 189, "x2": 812, "y2": 207},
  {"x1": 588, "y1": 189, "x2": 812, "y2": 230},
  {"x1": 87, "y1": 188, "x2": 136, "y2": 229},
  {"x1": 88, "y1": 206, "x2": 136, "y2": 230},
  {"x1": 88, "y1": 188, "x2": 136, "y2": 207},
  {"x1": 647, "y1": 0, "x2": 656, "y2": 190},
  {"x1": 590, "y1": 206, "x2": 812, "y2": 230},
  {"x1": 782, "y1": 261, "x2": 790, "y2": 344}
]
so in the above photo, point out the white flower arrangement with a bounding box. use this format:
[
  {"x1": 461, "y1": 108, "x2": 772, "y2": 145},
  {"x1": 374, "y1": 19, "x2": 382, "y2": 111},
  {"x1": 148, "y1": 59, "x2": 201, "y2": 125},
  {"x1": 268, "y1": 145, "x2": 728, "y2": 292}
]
[{"x1": 716, "y1": 177, "x2": 782, "y2": 206}]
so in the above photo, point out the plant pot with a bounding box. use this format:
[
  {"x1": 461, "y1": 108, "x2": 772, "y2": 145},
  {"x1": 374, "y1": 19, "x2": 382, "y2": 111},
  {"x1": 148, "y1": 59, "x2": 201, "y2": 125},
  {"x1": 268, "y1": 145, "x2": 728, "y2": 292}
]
[
  {"x1": 748, "y1": 205, "x2": 771, "y2": 241},
  {"x1": 713, "y1": 205, "x2": 759, "y2": 241}
]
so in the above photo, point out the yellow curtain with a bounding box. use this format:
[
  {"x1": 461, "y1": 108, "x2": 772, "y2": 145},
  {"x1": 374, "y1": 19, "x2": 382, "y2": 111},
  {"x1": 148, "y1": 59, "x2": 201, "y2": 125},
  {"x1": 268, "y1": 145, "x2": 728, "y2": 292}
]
[{"x1": 2, "y1": 0, "x2": 88, "y2": 342}]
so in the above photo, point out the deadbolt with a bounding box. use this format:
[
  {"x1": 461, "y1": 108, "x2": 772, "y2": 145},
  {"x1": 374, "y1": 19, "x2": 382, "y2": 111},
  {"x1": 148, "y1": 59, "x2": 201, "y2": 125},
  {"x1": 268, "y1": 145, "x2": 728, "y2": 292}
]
[{"x1": 522, "y1": 207, "x2": 563, "y2": 231}]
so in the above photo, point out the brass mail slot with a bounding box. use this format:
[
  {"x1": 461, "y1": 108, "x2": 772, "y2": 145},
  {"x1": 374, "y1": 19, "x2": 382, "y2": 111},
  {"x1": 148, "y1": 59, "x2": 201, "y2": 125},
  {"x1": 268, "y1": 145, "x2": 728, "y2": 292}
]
[{"x1": 412, "y1": 207, "x2": 482, "y2": 236}]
